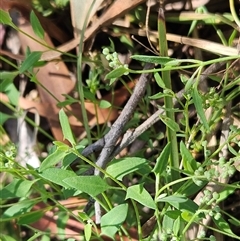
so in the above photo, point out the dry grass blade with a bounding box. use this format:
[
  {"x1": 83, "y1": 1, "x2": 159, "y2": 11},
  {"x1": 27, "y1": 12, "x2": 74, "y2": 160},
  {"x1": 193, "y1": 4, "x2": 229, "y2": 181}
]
[
  {"x1": 70, "y1": 0, "x2": 104, "y2": 37},
  {"x1": 110, "y1": 27, "x2": 239, "y2": 56}
]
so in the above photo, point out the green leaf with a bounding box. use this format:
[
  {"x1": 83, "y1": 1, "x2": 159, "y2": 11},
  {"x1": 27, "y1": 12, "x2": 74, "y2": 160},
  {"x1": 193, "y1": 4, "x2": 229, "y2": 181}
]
[
  {"x1": 181, "y1": 210, "x2": 195, "y2": 222},
  {"x1": 105, "y1": 66, "x2": 128, "y2": 79},
  {"x1": 164, "y1": 60, "x2": 182, "y2": 67},
  {"x1": 19, "y1": 51, "x2": 42, "y2": 73},
  {"x1": 0, "y1": 112, "x2": 13, "y2": 125},
  {"x1": 149, "y1": 92, "x2": 172, "y2": 100},
  {"x1": 101, "y1": 204, "x2": 128, "y2": 239},
  {"x1": 179, "y1": 74, "x2": 189, "y2": 84},
  {"x1": 213, "y1": 216, "x2": 237, "y2": 237},
  {"x1": 0, "y1": 234, "x2": 18, "y2": 241},
  {"x1": 179, "y1": 179, "x2": 208, "y2": 196},
  {"x1": 180, "y1": 141, "x2": 198, "y2": 173},
  {"x1": 84, "y1": 222, "x2": 92, "y2": 241},
  {"x1": 152, "y1": 142, "x2": 171, "y2": 175},
  {"x1": 63, "y1": 176, "x2": 111, "y2": 197},
  {"x1": 99, "y1": 100, "x2": 112, "y2": 109},
  {"x1": 53, "y1": 141, "x2": 70, "y2": 150},
  {"x1": 165, "y1": 210, "x2": 181, "y2": 219},
  {"x1": 159, "y1": 115, "x2": 180, "y2": 131},
  {"x1": 185, "y1": 75, "x2": 195, "y2": 91},
  {"x1": 228, "y1": 217, "x2": 240, "y2": 227},
  {"x1": 188, "y1": 19, "x2": 198, "y2": 36},
  {"x1": 106, "y1": 157, "x2": 150, "y2": 181},
  {"x1": 57, "y1": 95, "x2": 78, "y2": 107},
  {"x1": 57, "y1": 211, "x2": 69, "y2": 240},
  {"x1": 40, "y1": 168, "x2": 77, "y2": 188},
  {"x1": 173, "y1": 216, "x2": 181, "y2": 236},
  {"x1": 218, "y1": 185, "x2": 236, "y2": 202},
  {"x1": 62, "y1": 152, "x2": 80, "y2": 169},
  {"x1": 18, "y1": 210, "x2": 44, "y2": 225},
  {"x1": 157, "y1": 195, "x2": 198, "y2": 213},
  {"x1": 154, "y1": 72, "x2": 166, "y2": 88},
  {"x1": 4, "y1": 83, "x2": 20, "y2": 106},
  {"x1": 163, "y1": 208, "x2": 174, "y2": 232},
  {"x1": 192, "y1": 87, "x2": 209, "y2": 131},
  {"x1": 0, "y1": 179, "x2": 36, "y2": 200},
  {"x1": 30, "y1": 11, "x2": 44, "y2": 39},
  {"x1": 2, "y1": 199, "x2": 35, "y2": 219},
  {"x1": 131, "y1": 55, "x2": 174, "y2": 65},
  {"x1": 59, "y1": 109, "x2": 76, "y2": 146},
  {"x1": 126, "y1": 184, "x2": 156, "y2": 210},
  {"x1": 0, "y1": 10, "x2": 14, "y2": 26},
  {"x1": 158, "y1": 195, "x2": 188, "y2": 203},
  {"x1": 0, "y1": 71, "x2": 19, "y2": 90},
  {"x1": 39, "y1": 147, "x2": 68, "y2": 171},
  {"x1": 55, "y1": 0, "x2": 69, "y2": 8},
  {"x1": 79, "y1": 212, "x2": 91, "y2": 222},
  {"x1": 83, "y1": 86, "x2": 96, "y2": 102}
]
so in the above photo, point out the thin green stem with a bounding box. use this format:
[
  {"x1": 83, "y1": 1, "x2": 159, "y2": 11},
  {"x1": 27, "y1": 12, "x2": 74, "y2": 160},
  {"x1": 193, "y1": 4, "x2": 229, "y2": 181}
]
[
  {"x1": 72, "y1": 148, "x2": 126, "y2": 190},
  {"x1": 181, "y1": 210, "x2": 201, "y2": 236},
  {"x1": 158, "y1": 7, "x2": 180, "y2": 186},
  {"x1": 127, "y1": 55, "x2": 239, "y2": 74},
  {"x1": 72, "y1": 148, "x2": 142, "y2": 239},
  {"x1": 157, "y1": 176, "x2": 195, "y2": 197},
  {"x1": 229, "y1": 0, "x2": 240, "y2": 28},
  {"x1": 102, "y1": 192, "x2": 113, "y2": 209},
  {"x1": 201, "y1": 223, "x2": 240, "y2": 240},
  {"x1": 76, "y1": 1, "x2": 96, "y2": 146},
  {"x1": 11, "y1": 24, "x2": 76, "y2": 60},
  {"x1": 132, "y1": 199, "x2": 143, "y2": 240}
]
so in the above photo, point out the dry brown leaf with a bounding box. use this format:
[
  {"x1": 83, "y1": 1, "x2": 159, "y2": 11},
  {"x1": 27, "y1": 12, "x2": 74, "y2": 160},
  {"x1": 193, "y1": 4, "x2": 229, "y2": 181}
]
[
  {"x1": 41, "y1": 0, "x2": 146, "y2": 61},
  {"x1": 0, "y1": 49, "x2": 25, "y2": 61},
  {"x1": 17, "y1": 16, "x2": 75, "y2": 140},
  {"x1": 2, "y1": 0, "x2": 144, "y2": 141},
  {"x1": 0, "y1": 0, "x2": 69, "y2": 43},
  {"x1": 0, "y1": 78, "x2": 134, "y2": 127}
]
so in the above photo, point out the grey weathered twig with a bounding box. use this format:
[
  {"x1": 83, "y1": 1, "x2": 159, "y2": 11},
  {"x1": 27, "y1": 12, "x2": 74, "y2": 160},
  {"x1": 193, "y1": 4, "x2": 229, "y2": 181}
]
[
  {"x1": 82, "y1": 61, "x2": 226, "y2": 223},
  {"x1": 82, "y1": 63, "x2": 155, "y2": 173},
  {"x1": 109, "y1": 61, "x2": 226, "y2": 159},
  {"x1": 82, "y1": 63, "x2": 154, "y2": 223}
]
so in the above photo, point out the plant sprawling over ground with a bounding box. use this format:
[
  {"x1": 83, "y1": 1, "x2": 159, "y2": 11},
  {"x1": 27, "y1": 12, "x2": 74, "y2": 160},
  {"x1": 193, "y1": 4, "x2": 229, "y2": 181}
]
[{"x1": 0, "y1": 0, "x2": 239, "y2": 240}]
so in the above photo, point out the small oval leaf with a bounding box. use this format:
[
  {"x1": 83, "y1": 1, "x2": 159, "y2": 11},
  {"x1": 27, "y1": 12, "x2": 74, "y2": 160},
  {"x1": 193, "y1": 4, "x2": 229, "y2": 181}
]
[
  {"x1": 101, "y1": 204, "x2": 128, "y2": 239},
  {"x1": 99, "y1": 100, "x2": 112, "y2": 109},
  {"x1": 180, "y1": 141, "x2": 198, "y2": 173},
  {"x1": 84, "y1": 222, "x2": 92, "y2": 241},
  {"x1": 0, "y1": 10, "x2": 14, "y2": 26},
  {"x1": 105, "y1": 66, "x2": 128, "y2": 79},
  {"x1": 154, "y1": 72, "x2": 166, "y2": 88},
  {"x1": 106, "y1": 157, "x2": 150, "y2": 181},
  {"x1": 39, "y1": 147, "x2": 68, "y2": 171},
  {"x1": 126, "y1": 184, "x2": 156, "y2": 210},
  {"x1": 40, "y1": 168, "x2": 77, "y2": 188},
  {"x1": 18, "y1": 210, "x2": 44, "y2": 225},
  {"x1": 153, "y1": 142, "x2": 171, "y2": 175},
  {"x1": 19, "y1": 51, "x2": 42, "y2": 73},
  {"x1": 59, "y1": 109, "x2": 76, "y2": 146},
  {"x1": 192, "y1": 87, "x2": 210, "y2": 131},
  {"x1": 159, "y1": 115, "x2": 180, "y2": 131},
  {"x1": 63, "y1": 176, "x2": 111, "y2": 197}
]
